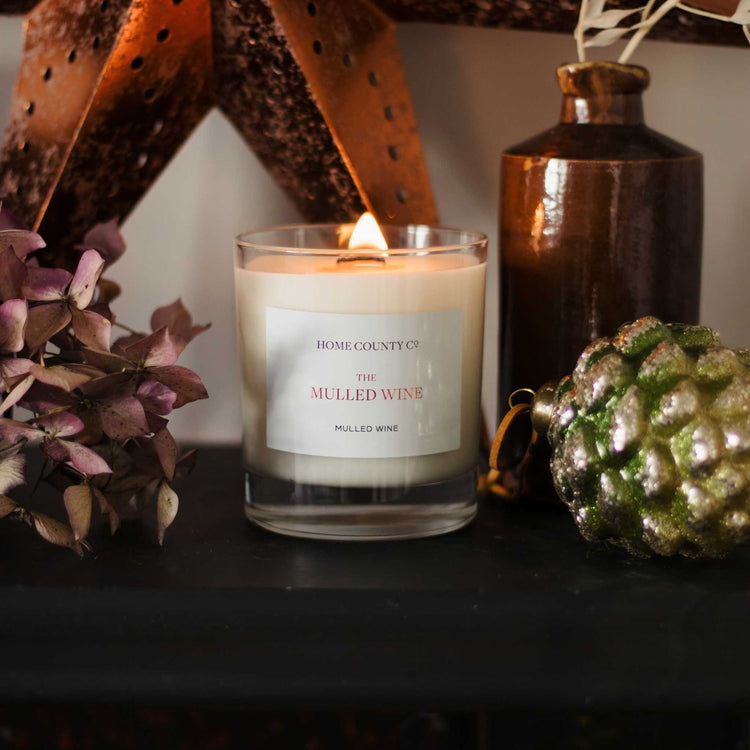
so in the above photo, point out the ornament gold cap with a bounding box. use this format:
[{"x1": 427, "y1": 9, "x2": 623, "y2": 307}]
[{"x1": 530, "y1": 382, "x2": 557, "y2": 437}]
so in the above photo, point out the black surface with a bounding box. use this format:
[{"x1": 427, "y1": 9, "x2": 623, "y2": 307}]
[
  {"x1": 2, "y1": 447, "x2": 750, "y2": 708},
  {"x1": 1, "y1": 706, "x2": 746, "y2": 750}
]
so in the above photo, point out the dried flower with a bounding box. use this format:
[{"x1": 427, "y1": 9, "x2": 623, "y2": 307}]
[
  {"x1": 75, "y1": 218, "x2": 126, "y2": 267},
  {"x1": 23, "y1": 248, "x2": 109, "y2": 351},
  {"x1": 0, "y1": 204, "x2": 209, "y2": 553}
]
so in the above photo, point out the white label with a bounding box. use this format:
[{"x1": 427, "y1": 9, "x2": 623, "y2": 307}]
[{"x1": 266, "y1": 307, "x2": 463, "y2": 458}]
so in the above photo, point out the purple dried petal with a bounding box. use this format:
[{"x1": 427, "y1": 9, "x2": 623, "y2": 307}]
[
  {"x1": 41, "y1": 438, "x2": 68, "y2": 463},
  {"x1": 18, "y1": 382, "x2": 74, "y2": 413},
  {"x1": 126, "y1": 441, "x2": 163, "y2": 481},
  {"x1": 150, "y1": 299, "x2": 209, "y2": 352},
  {"x1": 157, "y1": 480, "x2": 178, "y2": 545},
  {"x1": 0, "y1": 357, "x2": 34, "y2": 383},
  {"x1": 0, "y1": 417, "x2": 42, "y2": 444},
  {"x1": 0, "y1": 229, "x2": 45, "y2": 259},
  {"x1": 113, "y1": 332, "x2": 148, "y2": 352},
  {"x1": 137, "y1": 380, "x2": 177, "y2": 416},
  {"x1": 60, "y1": 362, "x2": 107, "y2": 379},
  {"x1": 108, "y1": 507, "x2": 120, "y2": 535},
  {"x1": 25, "y1": 302, "x2": 71, "y2": 351},
  {"x1": 101, "y1": 489, "x2": 135, "y2": 511},
  {"x1": 49, "y1": 328, "x2": 77, "y2": 352},
  {"x1": 0, "y1": 375, "x2": 35, "y2": 415},
  {"x1": 92, "y1": 485, "x2": 109, "y2": 513},
  {"x1": 151, "y1": 299, "x2": 191, "y2": 335},
  {"x1": 98, "y1": 395, "x2": 149, "y2": 441},
  {"x1": 0, "y1": 247, "x2": 27, "y2": 301},
  {"x1": 152, "y1": 429, "x2": 177, "y2": 481},
  {"x1": 78, "y1": 371, "x2": 134, "y2": 399},
  {"x1": 29, "y1": 364, "x2": 92, "y2": 392},
  {"x1": 44, "y1": 438, "x2": 111, "y2": 476},
  {"x1": 151, "y1": 365, "x2": 208, "y2": 407},
  {"x1": 76, "y1": 219, "x2": 126, "y2": 267},
  {"x1": 32, "y1": 512, "x2": 84, "y2": 555},
  {"x1": 87, "y1": 302, "x2": 114, "y2": 321},
  {"x1": 2, "y1": 359, "x2": 37, "y2": 401},
  {"x1": 134, "y1": 478, "x2": 160, "y2": 513},
  {"x1": 22, "y1": 267, "x2": 71, "y2": 301},
  {"x1": 69, "y1": 408, "x2": 104, "y2": 445},
  {"x1": 70, "y1": 307, "x2": 111, "y2": 352},
  {"x1": 106, "y1": 467, "x2": 154, "y2": 494},
  {"x1": 187, "y1": 322, "x2": 211, "y2": 342},
  {"x1": 0, "y1": 299, "x2": 27, "y2": 353},
  {"x1": 68, "y1": 249, "x2": 105, "y2": 309},
  {"x1": 97, "y1": 279, "x2": 121, "y2": 304},
  {"x1": 95, "y1": 441, "x2": 133, "y2": 478},
  {"x1": 122, "y1": 327, "x2": 178, "y2": 368},
  {"x1": 63, "y1": 484, "x2": 92, "y2": 541},
  {"x1": 78, "y1": 348, "x2": 129, "y2": 374},
  {"x1": 92, "y1": 486, "x2": 120, "y2": 535},
  {"x1": 35, "y1": 410, "x2": 84, "y2": 438},
  {"x1": 0, "y1": 452, "x2": 26, "y2": 495},
  {"x1": 145, "y1": 413, "x2": 168, "y2": 434}
]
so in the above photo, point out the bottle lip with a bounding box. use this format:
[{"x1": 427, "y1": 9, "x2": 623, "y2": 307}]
[{"x1": 557, "y1": 61, "x2": 650, "y2": 96}]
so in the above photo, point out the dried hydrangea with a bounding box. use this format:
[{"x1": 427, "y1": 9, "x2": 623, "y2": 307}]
[{"x1": 0, "y1": 203, "x2": 209, "y2": 554}]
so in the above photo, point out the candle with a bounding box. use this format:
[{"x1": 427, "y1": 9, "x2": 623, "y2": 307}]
[{"x1": 234, "y1": 216, "x2": 487, "y2": 540}]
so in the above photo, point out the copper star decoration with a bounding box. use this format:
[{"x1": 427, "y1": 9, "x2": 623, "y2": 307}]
[
  {"x1": 0, "y1": 0, "x2": 437, "y2": 265},
  {"x1": 0, "y1": 0, "x2": 744, "y2": 265}
]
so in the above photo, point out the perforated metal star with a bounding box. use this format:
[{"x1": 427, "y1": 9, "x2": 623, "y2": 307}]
[{"x1": 0, "y1": 0, "x2": 438, "y2": 265}]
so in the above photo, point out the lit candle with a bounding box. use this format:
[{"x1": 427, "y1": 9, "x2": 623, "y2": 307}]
[{"x1": 234, "y1": 214, "x2": 487, "y2": 540}]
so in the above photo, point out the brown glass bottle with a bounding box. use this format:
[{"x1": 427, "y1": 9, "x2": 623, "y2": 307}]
[
  {"x1": 500, "y1": 61, "x2": 703, "y2": 419},
  {"x1": 498, "y1": 62, "x2": 702, "y2": 496}
]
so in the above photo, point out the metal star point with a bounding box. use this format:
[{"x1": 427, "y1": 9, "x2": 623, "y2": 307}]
[{"x1": 0, "y1": 0, "x2": 438, "y2": 263}]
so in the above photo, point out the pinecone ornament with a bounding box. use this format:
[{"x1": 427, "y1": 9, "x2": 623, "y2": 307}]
[{"x1": 531, "y1": 317, "x2": 750, "y2": 558}]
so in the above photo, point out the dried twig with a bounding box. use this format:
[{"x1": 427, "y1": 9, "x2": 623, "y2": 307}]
[{"x1": 575, "y1": 0, "x2": 750, "y2": 63}]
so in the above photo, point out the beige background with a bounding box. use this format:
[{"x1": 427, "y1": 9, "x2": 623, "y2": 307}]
[{"x1": 0, "y1": 17, "x2": 748, "y2": 442}]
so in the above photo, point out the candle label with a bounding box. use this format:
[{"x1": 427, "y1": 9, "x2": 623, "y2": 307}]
[{"x1": 266, "y1": 306, "x2": 463, "y2": 458}]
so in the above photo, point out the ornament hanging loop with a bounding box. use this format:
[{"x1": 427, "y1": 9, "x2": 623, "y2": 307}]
[
  {"x1": 508, "y1": 387, "x2": 536, "y2": 409},
  {"x1": 489, "y1": 401, "x2": 532, "y2": 473},
  {"x1": 486, "y1": 386, "x2": 548, "y2": 499}
]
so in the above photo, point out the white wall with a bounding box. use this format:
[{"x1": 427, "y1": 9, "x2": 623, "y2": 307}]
[{"x1": 1, "y1": 17, "x2": 748, "y2": 443}]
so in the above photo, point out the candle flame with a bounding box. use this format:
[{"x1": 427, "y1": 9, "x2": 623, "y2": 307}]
[{"x1": 347, "y1": 212, "x2": 388, "y2": 251}]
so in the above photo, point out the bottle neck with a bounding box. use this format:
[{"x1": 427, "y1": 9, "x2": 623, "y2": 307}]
[{"x1": 560, "y1": 93, "x2": 644, "y2": 125}]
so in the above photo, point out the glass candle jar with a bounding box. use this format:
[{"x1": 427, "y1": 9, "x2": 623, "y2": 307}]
[{"x1": 234, "y1": 221, "x2": 487, "y2": 540}]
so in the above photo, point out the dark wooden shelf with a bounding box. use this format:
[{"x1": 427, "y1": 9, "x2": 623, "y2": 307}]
[{"x1": 1, "y1": 447, "x2": 749, "y2": 708}]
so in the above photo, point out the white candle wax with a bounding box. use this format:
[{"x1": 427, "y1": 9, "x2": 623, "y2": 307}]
[{"x1": 235, "y1": 252, "x2": 486, "y2": 488}]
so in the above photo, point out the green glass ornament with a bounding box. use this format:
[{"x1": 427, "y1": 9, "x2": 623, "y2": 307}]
[{"x1": 528, "y1": 317, "x2": 750, "y2": 558}]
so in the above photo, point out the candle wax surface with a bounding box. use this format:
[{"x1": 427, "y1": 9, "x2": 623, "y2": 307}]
[{"x1": 235, "y1": 251, "x2": 486, "y2": 488}]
